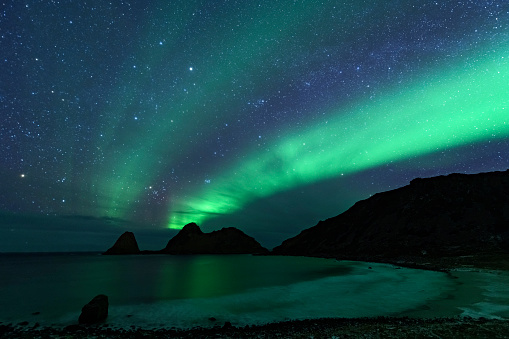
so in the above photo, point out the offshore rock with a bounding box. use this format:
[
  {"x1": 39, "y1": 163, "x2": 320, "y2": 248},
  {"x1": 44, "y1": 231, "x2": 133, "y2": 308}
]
[
  {"x1": 161, "y1": 223, "x2": 269, "y2": 254},
  {"x1": 103, "y1": 231, "x2": 140, "y2": 255},
  {"x1": 273, "y1": 170, "x2": 509, "y2": 259},
  {"x1": 78, "y1": 295, "x2": 108, "y2": 324}
]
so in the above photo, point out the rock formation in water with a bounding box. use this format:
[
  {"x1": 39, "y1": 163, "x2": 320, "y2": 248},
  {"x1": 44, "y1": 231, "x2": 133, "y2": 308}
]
[
  {"x1": 78, "y1": 294, "x2": 108, "y2": 324},
  {"x1": 272, "y1": 170, "x2": 509, "y2": 259},
  {"x1": 161, "y1": 222, "x2": 269, "y2": 254},
  {"x1": 103, "y1": 231, "x2": 140, "y2": 255}
]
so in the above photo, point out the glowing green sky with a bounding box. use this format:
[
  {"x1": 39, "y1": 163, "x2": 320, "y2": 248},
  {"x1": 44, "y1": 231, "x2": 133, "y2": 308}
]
[
  {"x1": 1, "y1": 0, "x2": 508, "y2": 250},
  {"x1": 168, "y1": 47, "x2": 509, "y2": 228}
]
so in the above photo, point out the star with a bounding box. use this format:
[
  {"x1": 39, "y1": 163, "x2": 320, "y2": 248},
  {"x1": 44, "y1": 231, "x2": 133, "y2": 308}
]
[{"x1": 1, "y1": 0, "x2": 507, "y2": 252}]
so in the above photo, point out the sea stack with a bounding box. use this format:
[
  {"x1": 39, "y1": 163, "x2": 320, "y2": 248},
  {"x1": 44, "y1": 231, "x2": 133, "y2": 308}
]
[
  {"x1": 78, "y1": 294, "x2": 108, "y2": 324},
  {"x1": 103, "y1": 231, "x2": 141, "y2": 255},
  {"x1": 161, "y1": 222, "x2": 269, "y2": 254}
]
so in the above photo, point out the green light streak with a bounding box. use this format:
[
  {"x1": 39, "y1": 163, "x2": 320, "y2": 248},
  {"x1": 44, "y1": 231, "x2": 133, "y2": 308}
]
[
  {"x1": 94, "y1": 2, "x2": 338, "y2": 219},
  {"x1": 168, "y1": 50, "x2": 509, "y2": 228}
]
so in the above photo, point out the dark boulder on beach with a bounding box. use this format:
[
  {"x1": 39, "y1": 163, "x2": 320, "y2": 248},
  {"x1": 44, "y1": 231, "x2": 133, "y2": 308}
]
[
  {"x1": 78, "y1": 294, "x2": 108, "y2": 324},
  {"x1": 161, "y1": 223, "x2": 269, "y2": 254},
  {"x1": 273, "y1": 170, "x2": 509, "y2": 259},
  {"x1": 103, "y1": 231, "x2": 140, "y2": 255}
]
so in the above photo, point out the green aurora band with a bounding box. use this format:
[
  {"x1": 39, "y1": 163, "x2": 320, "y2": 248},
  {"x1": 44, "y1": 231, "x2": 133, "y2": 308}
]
[
  {"x1": 167, "y1": 47, "x2": 509, "y2": 229},
  {"x1": 94, "y1": 1, "x2": 321, "y2": 219},
  {"x1": 92, "y1": 1, "x2": 437, "y2": 221}
]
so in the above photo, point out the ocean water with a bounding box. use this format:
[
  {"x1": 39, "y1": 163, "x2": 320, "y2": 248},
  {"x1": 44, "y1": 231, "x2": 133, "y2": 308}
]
[{"x1": 0, "y1": 253, "x2": 506, "y2": 329}]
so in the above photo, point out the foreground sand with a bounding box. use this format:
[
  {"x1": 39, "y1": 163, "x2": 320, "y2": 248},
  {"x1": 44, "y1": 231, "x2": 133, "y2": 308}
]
[{"x1": 3, "y1": 316, "x2": 509, "y2": 338}]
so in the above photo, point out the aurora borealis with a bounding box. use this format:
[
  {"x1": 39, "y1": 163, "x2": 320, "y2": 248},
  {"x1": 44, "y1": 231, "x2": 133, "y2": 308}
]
[{"x1": 1, "y1": 1, "x2": 508, "y2": 251}]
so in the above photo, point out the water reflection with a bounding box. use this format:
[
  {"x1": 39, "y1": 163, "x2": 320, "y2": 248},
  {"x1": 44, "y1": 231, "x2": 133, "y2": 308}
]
[{"x1": 153, "y1": 255, "x2": 352, "y2": 300}]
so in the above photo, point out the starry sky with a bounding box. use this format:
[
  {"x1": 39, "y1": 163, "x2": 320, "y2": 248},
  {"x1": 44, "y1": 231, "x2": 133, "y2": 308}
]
[{"x1": 1, "y1": 0, "x2": 508, "y2": 252}]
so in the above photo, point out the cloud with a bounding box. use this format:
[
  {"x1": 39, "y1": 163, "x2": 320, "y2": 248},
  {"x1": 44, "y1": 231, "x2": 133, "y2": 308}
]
[{"x1": 0, "y1": 212, "x2": 176, "y2": 252}]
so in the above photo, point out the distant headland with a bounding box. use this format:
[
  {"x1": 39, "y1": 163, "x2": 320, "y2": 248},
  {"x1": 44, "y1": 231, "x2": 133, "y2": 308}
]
[{"x1": 272, "y1": 169, "x2": 509, "y2": 270}]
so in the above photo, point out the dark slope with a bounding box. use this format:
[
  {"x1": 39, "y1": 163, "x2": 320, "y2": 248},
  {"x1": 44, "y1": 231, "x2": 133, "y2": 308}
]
[
  {"x1": 161, "y1": 223, "x2": 269, "y2": 254},
  {"x1": 273, "y1": 170, "x2": 509, "y2": 259},
  {"x1": 103, "y1": 231, "x2": 141, "y2": 255}
]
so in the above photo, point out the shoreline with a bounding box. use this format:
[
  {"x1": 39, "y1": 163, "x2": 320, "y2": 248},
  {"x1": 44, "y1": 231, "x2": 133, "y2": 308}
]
[
  {"x1": 2, "y1": 255, "x2": 508, "y2": 337},
  {"x1": 331, "y1": 252, "x2": 509, "y2": 272},
  {"x1": 3, "y1": 316, "x2": 509, "y2": 338}
]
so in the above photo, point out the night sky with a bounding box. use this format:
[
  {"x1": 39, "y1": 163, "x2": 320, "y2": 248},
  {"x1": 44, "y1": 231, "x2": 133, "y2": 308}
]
[{"x1": 1, "y1": 1, "x2": 508, "y2": 252}]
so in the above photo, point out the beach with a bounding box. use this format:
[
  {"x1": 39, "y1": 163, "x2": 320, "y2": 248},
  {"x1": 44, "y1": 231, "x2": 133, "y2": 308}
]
[{"x1": 1, "y1": 254, "x2": 509, "y2": 338}]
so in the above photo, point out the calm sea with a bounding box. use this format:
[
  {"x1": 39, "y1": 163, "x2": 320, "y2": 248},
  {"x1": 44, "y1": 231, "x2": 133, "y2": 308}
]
[{"x1": 0, "y1": 253, "x2": 505, "y2": 329}]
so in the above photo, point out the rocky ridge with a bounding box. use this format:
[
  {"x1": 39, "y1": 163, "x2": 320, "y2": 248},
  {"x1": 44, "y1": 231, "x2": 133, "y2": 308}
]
[
  {"x1": 272, "y1": 170, "x2": 509, "y2": 260},
  {"x1": 161, "y1": 223, "x2": 269, "y2": 254}
]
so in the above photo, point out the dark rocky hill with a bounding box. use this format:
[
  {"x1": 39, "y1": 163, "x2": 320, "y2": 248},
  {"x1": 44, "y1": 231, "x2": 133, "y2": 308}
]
[
  {"x1": 161, "y1": 223, "x2": 269, "y2": 254},
  {"x1": 272, "y1": 170, "x2": 509, "y2": 260},
  {"x1": 103, "y1": 231, "x2": 140, "y2": 255}
]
